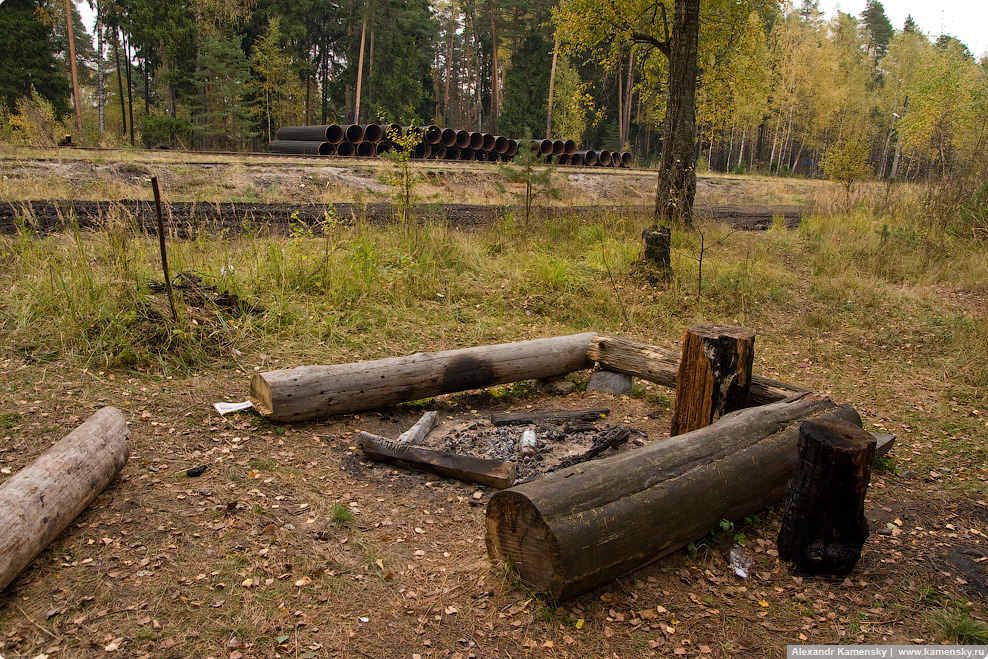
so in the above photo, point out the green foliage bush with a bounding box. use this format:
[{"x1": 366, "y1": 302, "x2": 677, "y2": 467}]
[{"x1": 142, "y1": 115, "x2": 194, "y2": 148}]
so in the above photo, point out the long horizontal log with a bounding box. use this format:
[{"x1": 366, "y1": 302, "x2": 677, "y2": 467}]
[
  {"x1": 356, "y1": 433, "x2": 517, "y2": 489},
  {"x1": 0, "y1": 407, "x2": 129, "y2": 593},
  {"x1": 250, "y1": 333, "x2": 596, "y2": 423},
  {"x1": 588, "y1": 334, "x2": 806, "y2": 405},
  {"x1": 485, "y1": 395, "x2": 861, "y2": 601}
]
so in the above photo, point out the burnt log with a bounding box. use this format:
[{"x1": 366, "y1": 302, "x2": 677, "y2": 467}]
[
  {"x1": 356, "y1": 433, "x2": 516, "y2": 489},
  {"x1": 777, "y1": 418, "x2": 876, "y2": 575},
  {"x1": 250, "y1": 333, "x2": 595, "y2": 423},
  {"x1": 490, "y1": 408, "x2": 610, "y2": 427},
  {"x1": 485, "y1": 395, "x2": 860, "y2": 601},
  {"x1": 551, "y1": 426, "x2": 632, "y2": 471}
]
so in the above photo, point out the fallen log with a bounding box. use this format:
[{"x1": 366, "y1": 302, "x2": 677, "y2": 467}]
[
  {"x1": 485, "y1": 394, "x2": 860, "y2": 601},
  {"x1": 356, "y1": 433, "x2": 517, "y2": 489},
  {"x1": 587, "y1": 334, "x2": 806, "y2": 406},
  {"x1": 490, "y1": 408, "x2": 610, "y2": 427},
  {"x1": 670, "y1": 323, "x2": 755, "y2": 435},
  {"x1": 251, "y1": 333, "x2": 596, "y2": 422},
  {"x1": 0, "y1": 407, "x2": 129, "y2": 593}
]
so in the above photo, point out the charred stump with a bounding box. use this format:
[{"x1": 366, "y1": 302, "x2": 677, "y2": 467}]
[
  {"x1": 777, "y1": 418, "x2": 876, "y2": 575},
  {"x1": 670, "y1": 323, "x2": 755, "y2": 436}
]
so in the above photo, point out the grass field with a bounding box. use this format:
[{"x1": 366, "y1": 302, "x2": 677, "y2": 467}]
[{"x1": 0, "y1": 151, "x2": 986, "y2": 657}]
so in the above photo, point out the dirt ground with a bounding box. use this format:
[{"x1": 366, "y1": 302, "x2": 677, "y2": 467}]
[
  {"x1": 1, "y1": 359, "x2": 986, "y2": 659},
  {"x1": 0, "y1": 152, "x2": 986, "y2": 658},
  {"x1": 0, "y1": 150, "x2": 808, "y2": 235}
]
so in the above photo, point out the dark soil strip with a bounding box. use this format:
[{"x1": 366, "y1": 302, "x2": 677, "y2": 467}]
[{"x1": 0, "y1": 200, "x2": 807, "y2": 237}]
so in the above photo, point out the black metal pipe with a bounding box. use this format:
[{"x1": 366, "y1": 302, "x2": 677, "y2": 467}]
[
  {"x1": 360, "y1": 124, "x2": 384, "y2": 143},
  {"x1": 344, "y1": 124, "x2": 365, "y2": 143},
  {"x1": 276, "y1": 125, "x2": 336, "y2": 142},
  {"x1": 418, "y1": 125, "x2": 442, "y2": 145},
  {"x1": 268, "y1": 140, "x2": 334, "y2": 155}
]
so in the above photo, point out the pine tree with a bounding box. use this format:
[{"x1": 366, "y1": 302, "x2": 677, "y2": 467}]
[
  {"x1": 499, "y1": 33, "x2": 551, "y2": 139},
  {"x1": 0, "y1": 0, "x2": 71, "y2": 117},
  {"x1": 860, "y1": 0, "x2": 893, "y2": 63}
]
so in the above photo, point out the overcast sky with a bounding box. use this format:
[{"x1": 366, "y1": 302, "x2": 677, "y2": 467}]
[
  {"x1": 818, "y1": 0, "x2": 988, "y2": 59},
  {"x1": 70, "y1": 0, "x2": 987, "y2": 61}
]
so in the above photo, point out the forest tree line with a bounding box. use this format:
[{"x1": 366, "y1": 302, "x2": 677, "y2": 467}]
[{"x1": 1, "y1": 0, "x2": 986, "y2": 182}]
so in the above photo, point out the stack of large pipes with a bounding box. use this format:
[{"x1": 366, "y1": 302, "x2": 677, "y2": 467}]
[{"x1": 268, "y1": 123, "x2": 632, "y2": 168}]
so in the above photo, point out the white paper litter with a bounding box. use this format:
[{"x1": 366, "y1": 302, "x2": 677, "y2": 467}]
[{"x1": 213, "y1": 400, "x2": 254, "y2": 415}]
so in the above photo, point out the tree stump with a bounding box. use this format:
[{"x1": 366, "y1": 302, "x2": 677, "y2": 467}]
[
  {"x1": 635, "y1": 225, "x2": 672, "y2": 283},
  {"x1": 777, "y1": 418, "x2": 876, "y2": 575},
  {"x1": 670, "y1": 323, "x2": 755, "y2": 436}
]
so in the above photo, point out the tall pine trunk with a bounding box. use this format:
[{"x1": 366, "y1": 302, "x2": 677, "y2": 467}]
[
  {"x1": 125, "y1": 36, "x2": 134, "y2": 146},
  {"x1": 655, "y1": 0, "x2": 700, "y2": 226},
  {"x1": 546, "y1": 32, "x2": 559, "y2": 139},
  {"x1": 114, "y1": 30, "x2": 126, "y2": 135}
]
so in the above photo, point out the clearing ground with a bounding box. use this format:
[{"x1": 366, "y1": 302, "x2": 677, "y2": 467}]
[{"x1": 0, "y1": 149, "x2": 986, "y2": 659}]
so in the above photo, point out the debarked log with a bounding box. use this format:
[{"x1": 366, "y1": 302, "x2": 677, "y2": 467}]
[
  {"x1": 588, "y1": 334, "x2": 806, "y2": 406},
  {"x1": 0, "y1": 407, "x2": 129, "y2": 593},
  {"x1": 485, "y1": 395, "x2": 862, "y2": 601},
  {"x1": 250, "y1": 333, "x2": 596, "y2": 422},
  {"x1": 356, "y1": 433, "x2": 517, "y2": 489}
]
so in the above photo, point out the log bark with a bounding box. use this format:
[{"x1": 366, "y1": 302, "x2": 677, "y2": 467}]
[
  {"x1": 251, "y1": 333, "x2": 596, "y2": 422},
  {"x1": 485, "y1": 395, "x2": 860, "y2": 601},
  {"x1": 490, "y1": 408, "x2": 610, "y2": 427},
  {"x1": 670, "y1": 324, "x2": 755, "y2": 436},
  {"x1": 356, "y1": 433, "x2": 517, "y2": 489},
  {"x1": 0, "y1": 407, "x2": 129, "y2": 593},
  {"x1": 587, "y1": 334, "x2": 804, "y2": 406},
  {"x1": 777, "y1": 418, "x2": 876, "y2": 575}
]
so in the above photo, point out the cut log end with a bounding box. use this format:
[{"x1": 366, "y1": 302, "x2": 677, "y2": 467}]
[
  {"x1": 486, "y1": 490, "x2": 563, "y2": 595},
  {"x1": 249, "y1": 372, "x2": 274, "y2": 417}
]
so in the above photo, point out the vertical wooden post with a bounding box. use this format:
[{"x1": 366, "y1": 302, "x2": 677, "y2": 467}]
[
  {"x1": 670, "y1": 323, "x2": 754, "y2": 436},
  {"x1": 777, "y1": 418, "x2": 876, "y2": 575},
  {"x1": 65, "y1": 0, "x2": 84, "y2": 141}
]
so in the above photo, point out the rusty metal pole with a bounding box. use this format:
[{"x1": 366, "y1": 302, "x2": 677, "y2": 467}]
[{"x1": 151, "y1": 177, "x2": 178, "y2": 321}]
